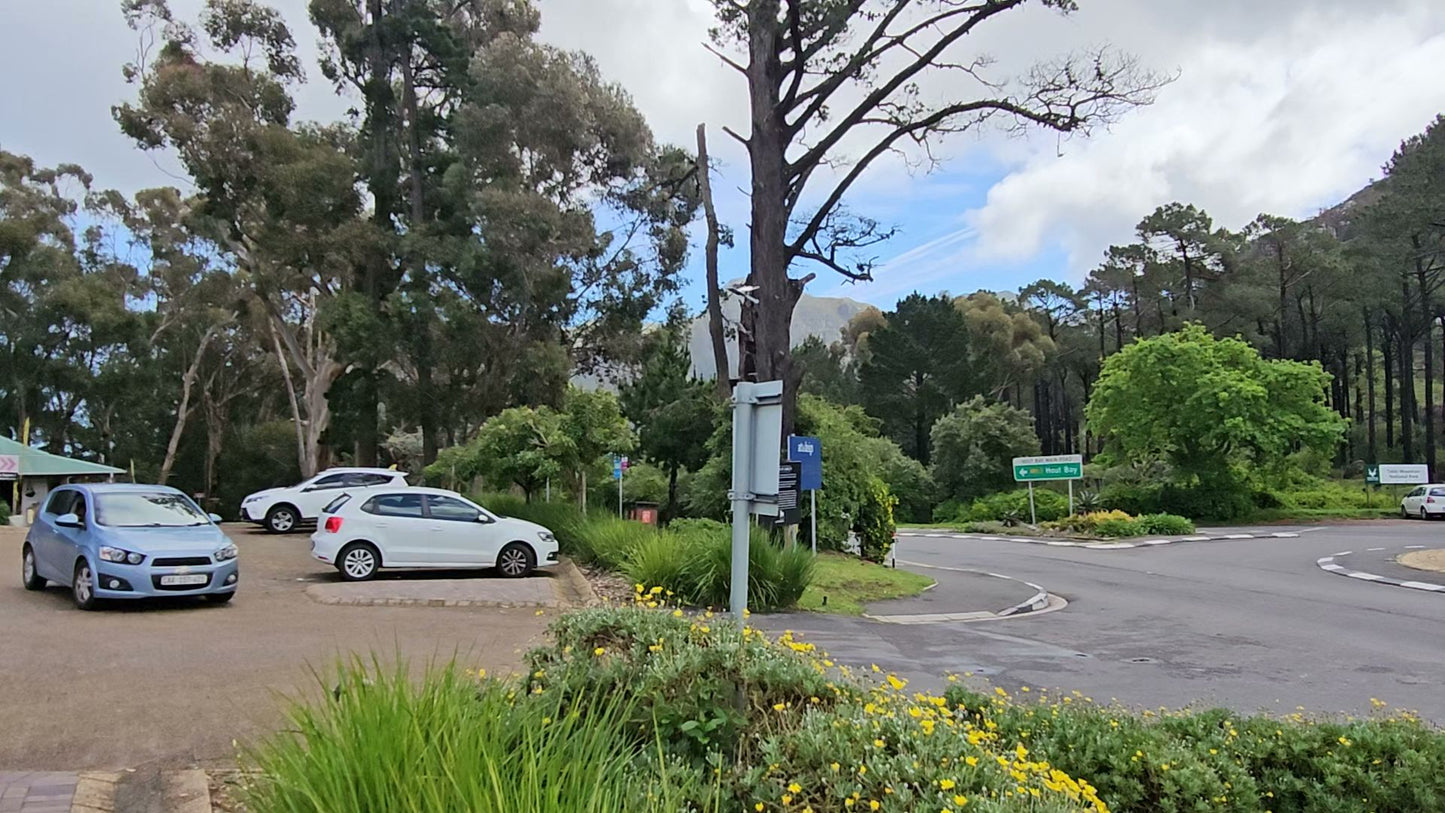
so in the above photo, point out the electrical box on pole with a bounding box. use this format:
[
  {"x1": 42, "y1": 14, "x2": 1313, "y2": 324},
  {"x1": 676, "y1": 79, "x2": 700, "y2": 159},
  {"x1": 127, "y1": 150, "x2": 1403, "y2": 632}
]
[{"x1": 729, "y1": 380, "x2": 783, "y2": 619}]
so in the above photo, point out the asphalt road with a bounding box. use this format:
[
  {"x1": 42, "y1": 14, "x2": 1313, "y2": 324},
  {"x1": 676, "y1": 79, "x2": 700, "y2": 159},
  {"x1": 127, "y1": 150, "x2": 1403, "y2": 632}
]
[
  {"x1": 769, "y1": 521, "x2": 1445, "y2": 722},
  {"x1": 0, "y1": 524, "x2": 549, "y2": 771}
]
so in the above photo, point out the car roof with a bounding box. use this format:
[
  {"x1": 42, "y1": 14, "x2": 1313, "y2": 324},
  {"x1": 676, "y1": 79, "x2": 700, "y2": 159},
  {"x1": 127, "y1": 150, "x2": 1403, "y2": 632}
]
[
  {"x1": 316, "y1": 467, "x2": 408, "y2": 475},
  {"x1": 351, "y1": 486, "x2": 468, "y2": 498},
  {"x1": 62, "y1": 483, "x2": 186, "y2": 495}
]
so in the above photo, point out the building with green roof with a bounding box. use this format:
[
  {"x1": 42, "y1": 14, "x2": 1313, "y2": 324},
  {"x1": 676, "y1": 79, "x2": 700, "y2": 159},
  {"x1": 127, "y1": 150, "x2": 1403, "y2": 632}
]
[{"x1": 1, "y1": 437, "x2": 124, "y2": 525}]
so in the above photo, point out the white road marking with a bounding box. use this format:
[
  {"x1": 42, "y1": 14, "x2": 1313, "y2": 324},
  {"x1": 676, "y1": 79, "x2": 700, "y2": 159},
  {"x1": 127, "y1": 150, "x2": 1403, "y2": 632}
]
[
  {"x1": 1333, "y1": 551, "x2": 1353, "y2": 557},
  {"x1": 1347, "y1": 572, "x2": 1384, "y2": 581},
  {"x1": 1405, "y1": 545, "x2": 1427, "y2": 549},
  {"x1": 1367, "y1": 547, "x2": 1386, "y2": 552},
  {"x1": 1399, "y1": 581, "x2": 1445, "y2": 591}
]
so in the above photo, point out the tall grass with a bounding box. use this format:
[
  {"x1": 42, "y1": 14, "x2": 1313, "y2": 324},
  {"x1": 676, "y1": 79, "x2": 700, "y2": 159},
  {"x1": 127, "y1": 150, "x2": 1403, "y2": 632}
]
[{"x1": 243, "y1": 659, "x2": 652, "y2": 812}]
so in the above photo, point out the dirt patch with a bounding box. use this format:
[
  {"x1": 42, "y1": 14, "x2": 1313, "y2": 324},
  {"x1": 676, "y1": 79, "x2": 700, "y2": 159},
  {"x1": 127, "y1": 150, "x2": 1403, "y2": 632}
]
[
  {"x1": 1398, "y1": 549, "x2": 1445, "y2": 573},
  {"x1": 577, "y1": 561, "x2": 632, "y2": 603}
]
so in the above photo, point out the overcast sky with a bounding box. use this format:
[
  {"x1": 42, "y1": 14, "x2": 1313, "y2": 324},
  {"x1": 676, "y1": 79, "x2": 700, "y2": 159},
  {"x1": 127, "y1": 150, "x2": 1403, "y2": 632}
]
[{"x1": 4, "y1": 0, "x2": 1445, "y2": 309}]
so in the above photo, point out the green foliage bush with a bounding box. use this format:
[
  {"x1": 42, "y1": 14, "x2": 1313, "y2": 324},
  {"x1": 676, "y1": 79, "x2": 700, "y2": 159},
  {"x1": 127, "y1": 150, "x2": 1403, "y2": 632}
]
[
  {"x1": 477, "y1": 494, "x2": 591, "y2": 558},
  {"x1": 677, "y1": 528, "x2": 815, "y2": 612},
  {"x1": 0, "y1": 498, "x2": 9, "y2": 525},
  {"x1": 1135, "y1": 513, "x2": 1196, "y2": 535},
  {"x1": 946, "y1": 685, "x2": 1445, "y2": 813},
  {"x1": 854, "y1": 477, "x2": 897, "y2": 563},
  {"x1": 964, "y1": 488, "x2": 1070, "y2": 523},
  {"x1": 250, "y1": 606, "x2": 1445, "y2": 813},
  {"x1": 929, "y1": 395, "x2": 1040, "y2": 503},
  {"x1": 1101, "y1": 482, "x2": 1254, "y2": 521}
]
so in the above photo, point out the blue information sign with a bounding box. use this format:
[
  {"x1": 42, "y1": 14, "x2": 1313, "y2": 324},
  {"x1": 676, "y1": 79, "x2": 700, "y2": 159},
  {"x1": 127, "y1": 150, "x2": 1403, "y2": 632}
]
[{"x1": 787, "y1": 435, "x2": 823, "y2": 491}]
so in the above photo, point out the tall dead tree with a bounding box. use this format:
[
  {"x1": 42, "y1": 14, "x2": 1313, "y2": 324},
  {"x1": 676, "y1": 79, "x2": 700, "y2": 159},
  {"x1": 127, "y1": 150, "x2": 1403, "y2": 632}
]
[{"x1": 706, "y1": 0, "x2": 1165, "y2": 430}]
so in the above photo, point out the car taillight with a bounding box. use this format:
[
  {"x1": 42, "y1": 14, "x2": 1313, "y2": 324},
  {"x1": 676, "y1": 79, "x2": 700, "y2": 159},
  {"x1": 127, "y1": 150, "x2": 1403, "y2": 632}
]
[
  {"x1": 325, "y1": 516, "x2": 343, "y2": 533},
  {"x1": 1429, "y1": 497, "x2": 1436, "y2": 504}
]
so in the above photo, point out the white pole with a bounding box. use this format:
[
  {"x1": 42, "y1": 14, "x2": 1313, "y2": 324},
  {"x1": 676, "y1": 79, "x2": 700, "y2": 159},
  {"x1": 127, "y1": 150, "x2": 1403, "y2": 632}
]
[
  {"x1": 546, "y1": 478, "x2": 550, "y2": 502},
  {"x1": 1068, "y1": 479, "x2": 1074, "y2": 516},
  {"x1": 1028, "y1": 482, "x2": 1037, "y2": 525},
  {"x1": 729, "y1": 387, "x2": 755, "y2": 621},
  {"x1": 810, "y1": 490, "x2": 817, "y2": 554}
]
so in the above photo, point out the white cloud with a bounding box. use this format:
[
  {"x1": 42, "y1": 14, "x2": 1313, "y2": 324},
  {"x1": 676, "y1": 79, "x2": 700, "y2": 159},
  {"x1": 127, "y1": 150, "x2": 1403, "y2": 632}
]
[{"x1": 954, "y1": 0, "x2": 1445, "y2": 284}]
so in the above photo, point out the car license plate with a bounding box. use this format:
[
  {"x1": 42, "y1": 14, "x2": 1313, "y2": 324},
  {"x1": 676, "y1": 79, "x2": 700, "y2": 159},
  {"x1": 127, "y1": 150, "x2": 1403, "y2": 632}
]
[{"x1": 160, "y1": 574, "x2": 209, "y2": 586}]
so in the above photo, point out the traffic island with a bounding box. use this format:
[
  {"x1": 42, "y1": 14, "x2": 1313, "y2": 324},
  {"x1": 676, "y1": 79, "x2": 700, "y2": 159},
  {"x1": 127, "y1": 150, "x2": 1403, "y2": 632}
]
[{"x1": 1399, "y1": 548, "x2": 1445, "y2": 573}]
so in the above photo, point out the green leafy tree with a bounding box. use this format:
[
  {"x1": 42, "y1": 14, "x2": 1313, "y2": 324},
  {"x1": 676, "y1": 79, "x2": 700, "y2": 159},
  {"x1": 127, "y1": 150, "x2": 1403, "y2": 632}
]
[
  {"x1": 560, "y1": 388, "x2": 634, "y2": 511},
  {"x1": 474, "y1": 406, "x2": 576, "y2": 501},
  {"x1": 857, "y1": 294, "x2": 973, "y2": 463},
  {"x1": 930, "y1": 396, "x2": 1041, "y2": 504},
  {"x1": 1086, "y1": 324, "x2": 1346, "y2": 496},
  {"x1": 619, "y1": 331, "x2": 717, "y2": 520}
]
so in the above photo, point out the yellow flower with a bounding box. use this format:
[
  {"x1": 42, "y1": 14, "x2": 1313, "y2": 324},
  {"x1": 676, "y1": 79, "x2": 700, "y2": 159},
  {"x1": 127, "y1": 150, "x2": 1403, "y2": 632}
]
[
  {"x1": 755, "y1": 805, "x2": 764, "y2": 812},
  {"x1": 788, "y1": 783, "x2": 802, "y2": 794},
  {"x1": 965, "y1": 756, "x2": 979, "y2": 767},
  {"x1": 673, "y1": 609, "x2": 684, "y2": 617},
  {"x1": 873, "y1": 738, "x2": 885, "y2": 748},
  {"x1": 593, "y1": 647, "x2": 606, "y2": 656},
  {"x1": 887, "y1": 675, "x2": 907, "y2": 691},
  {"x1": 939, "y1": 778, "x2": 956, "y2": 790},
  {"x1": 1338, "y1": 736, "x2": 1352, "y2": 746},
  {"x1": 869, "y1": 802, "x2": 880, "y2": 811},
  {"x1": 782, "y1": 795, "x2": 793, "y2": 805},
  {"x1": 773, "y1": 702, "x2": 787, "y2": 711},
  {"x1": 953, "y1": 795, "x2": 968, "y2": 806},
  {"x1": 830, "y1": 762, "x2": 840, "y2": 772}
]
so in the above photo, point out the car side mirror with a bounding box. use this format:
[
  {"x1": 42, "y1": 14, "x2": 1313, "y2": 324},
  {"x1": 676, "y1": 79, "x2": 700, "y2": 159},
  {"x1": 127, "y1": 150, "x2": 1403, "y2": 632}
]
[
  {"x1": 474, "y1": 514, "x2": 494, "y2": 524},
  {"x1": 208, "y1": 513, "x2": 223, "y2": 523},
  {"x1": 56, "y1": 512, "x2": 82, "y2": 528}
]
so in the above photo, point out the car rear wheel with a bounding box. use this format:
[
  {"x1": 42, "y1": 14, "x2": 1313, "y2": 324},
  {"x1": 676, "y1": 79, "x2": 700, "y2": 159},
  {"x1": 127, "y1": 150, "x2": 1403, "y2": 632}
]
[
  {"x1": 21, "y1": 545, "x2": 45, "y2": 591},
  {"x1": 1423, "y1": 507, "x2": 1432, "y2": 521},
  {"x1": 206, "y1": 591, "x2": 235, "y2": 604},
  {"x1": 265, "y1": 505, "x2": 299, "y2": 534},
  {"x1": 72, "y1": 560, "x2": 99, "y2": 611},
  {"x1": 338, "y1": 543, "x2": 381, "y2": 581},
  {"x1": 496, "y1": 542, "x2": 535, "y2": 579}
]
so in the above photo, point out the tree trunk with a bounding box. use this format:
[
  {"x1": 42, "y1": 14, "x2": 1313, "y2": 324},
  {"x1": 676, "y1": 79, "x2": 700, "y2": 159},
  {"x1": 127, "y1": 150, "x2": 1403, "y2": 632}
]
[
  {"x1": 666, "y1": 462, "x2": 679, "y2": 524},
  {"x1": 159, "y1": 326, "x2": 218, "y2": 484},
  {"x1": 1275, "y1": 242, "x2": 1288, "y2": 359},
  {"x1": 696, "y1": 124, "x2": 731, "y2": 399},
  {"x1": 1401, "y1": 329, "x2": 1415, "y2": 463},
  {"x1": 1365, "y1": 311, "x2": 1377, "y2": 462},
  {"x1": 271, "y1": 324, "x2": 308, "y2": 474},
  {"x1": 402, "y1": 51, "x2": 438, "y2": 465},
  {"x1": 914, "y1": 371, "x2": 929, "y2": 465},
  {"x1": 744, "y1": 0, "x2": 804, "y2": 438},
  {"x1": 1383, "y1": 329, "x2": 1395, "y2": 450}
]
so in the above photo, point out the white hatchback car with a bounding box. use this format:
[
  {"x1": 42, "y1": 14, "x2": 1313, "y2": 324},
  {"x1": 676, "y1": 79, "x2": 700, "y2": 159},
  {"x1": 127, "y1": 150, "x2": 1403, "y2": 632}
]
[
  {"x1": 309, "y1": 487, "x2": 559, "y2": 581},
  {"x1": 240, "y1": 468, "x2": 409, "y2": 533},
  {"x1": 1400, "y1": 484, "x2": 1445, "y2": 519}
]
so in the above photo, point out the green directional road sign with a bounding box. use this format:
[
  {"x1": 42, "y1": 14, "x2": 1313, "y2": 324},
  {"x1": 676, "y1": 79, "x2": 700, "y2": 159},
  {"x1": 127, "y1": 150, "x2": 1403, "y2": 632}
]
[{"x1": 1012, "y1": 454, "x2": 1084, "y2": 482}]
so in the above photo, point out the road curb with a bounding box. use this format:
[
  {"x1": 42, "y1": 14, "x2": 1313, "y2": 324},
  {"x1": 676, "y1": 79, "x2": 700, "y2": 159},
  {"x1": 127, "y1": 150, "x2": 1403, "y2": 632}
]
[
  {"x1": 554, "y1": 557, "x2": 600, "y2": 606},
  {"x1": 898, "y1": 529, "x2": 1301, "y2": 550},
  {"x1": 1316, "y1": 549, "x2": 1445, "y2": 593},
  {"x1": 863, "y1": 562, "x2": 1057, "y2": 624}
]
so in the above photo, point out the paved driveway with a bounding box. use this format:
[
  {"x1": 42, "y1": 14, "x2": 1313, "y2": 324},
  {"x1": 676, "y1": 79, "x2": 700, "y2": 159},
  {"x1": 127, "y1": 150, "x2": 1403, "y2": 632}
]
[
  {"x1": 776, "y1": 522, "x2": 1445, "y2": 722},
  {"x1": 0, "y1": 525, "x2": 549, "y2": 770}
]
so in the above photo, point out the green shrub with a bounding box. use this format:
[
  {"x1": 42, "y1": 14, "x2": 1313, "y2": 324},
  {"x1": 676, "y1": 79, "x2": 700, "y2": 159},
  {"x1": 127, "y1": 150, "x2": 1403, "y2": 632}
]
[
  {"x1": 946, "y1": 685, "x2": 1445, "y2": 813},
  {"x1": 932, "y1": 498, "x2": 966, "y2": 523},
  {"x1": 0, "y1": 498, "x2": 9, "y2": 525},
  {"x1": 1093, "y1": 517, "x2": 1143, "y2": 538},
  {"x1": 575, "y1": 518, "x2": 659, "y2": 571},
  {"x1": 1159, "y1": 482, "x2": 1253, "y2": 521},
  {"x1": 623, "y1": 533, "x2": 692, "y2": 600},
  {"x1": 681, "y1": 528, "x2": 813, "y2": 612},
  {"x1": 243, "y1": 659, "x2": 655, "y2": 812},
  {"x1": 1099, "y1": 483, "x2": 1163, "y2": 515},
  {"x1": 854, "y1": 477, "x2": 896, "y2": 563},
  {"x1": 477, "y1": 494, "x2": 593, "y2": 558},
  {"x1": 1135, "y1": 513, "x2": 1195, "y2": 535},
  {"x1": 958, "y1": 520, "x2": 1007, "y2": 534},
  {"x1": 966, "y1": 488, "x2": 1070, "y2": 523}
]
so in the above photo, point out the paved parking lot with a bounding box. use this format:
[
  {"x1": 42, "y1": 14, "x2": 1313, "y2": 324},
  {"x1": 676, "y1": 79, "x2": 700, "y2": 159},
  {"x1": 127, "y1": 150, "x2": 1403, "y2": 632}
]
[{"x1": 0, "y1": 524, "x2": 551, "y2": 770}]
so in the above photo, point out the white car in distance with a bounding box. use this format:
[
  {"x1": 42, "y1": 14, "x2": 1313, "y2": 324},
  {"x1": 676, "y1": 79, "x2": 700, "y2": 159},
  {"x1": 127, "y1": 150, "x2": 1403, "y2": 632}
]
[
  {"x1": 310, "y1": 487, "x2": 559, "y2": 581},
  {"x1": 1400, "y1": 484, "x2": 1445, "y2": 519},
  {"x1": 240, "y1": 468, "x2": 409, "y2": 534}
]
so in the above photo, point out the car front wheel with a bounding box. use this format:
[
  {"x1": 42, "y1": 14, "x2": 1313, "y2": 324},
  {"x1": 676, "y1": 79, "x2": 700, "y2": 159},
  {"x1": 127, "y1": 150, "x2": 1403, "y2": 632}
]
[
  {"x1": 21, "y1": 545, "x2": 45, "y2": 591},
  {"x1": 496, "y1": 542, "x2": 536, "y2": 579},
  {"x1": 265, "y1": 505, "x2": 299, "y2": 534},
  {"x1": 338, "y1": 543, "x2": 381, "y2": 581},
  {"x1": 72, "y1": 560, "x2": 99, "y2": 611}
]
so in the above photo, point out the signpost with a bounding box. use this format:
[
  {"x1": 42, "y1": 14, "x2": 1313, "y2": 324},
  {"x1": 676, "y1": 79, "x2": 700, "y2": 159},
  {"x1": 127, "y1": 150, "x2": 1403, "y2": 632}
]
[
  {"x1": 729, "y1": 381, "x2": 784, "y2": 619},
  {"x1": 787, "y1": 435, "x2": 823, "y2": 552},
  {"x1": 1012, "y1": 454, "x2": 1084, "y2": 524},
  {"x1": 776, "y1": 462, "x2": 801, "y2": 527},
  {"x1": 0, "y1": 455, "x2": 17, "y2": 482},
  {"x1": 1372, "y1": 464, "x2": 1429, "y2": 485},
  {"x1": 613, "y1": 455, "x2": 630, "y2": 516}
]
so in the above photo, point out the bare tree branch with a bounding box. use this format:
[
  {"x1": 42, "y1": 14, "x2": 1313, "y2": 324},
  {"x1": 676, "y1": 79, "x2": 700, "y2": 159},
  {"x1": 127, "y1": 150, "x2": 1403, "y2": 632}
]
[{"x1": 703, "y1": 41, "x2": 748, "y2": 74}]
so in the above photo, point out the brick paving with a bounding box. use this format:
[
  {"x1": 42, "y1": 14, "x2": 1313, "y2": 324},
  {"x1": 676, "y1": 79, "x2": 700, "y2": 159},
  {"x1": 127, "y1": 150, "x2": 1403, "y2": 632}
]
[
  {"x1": 305, "y1": 570, "x2": 566, "y2": 607},
  {"x1": 0, "y1": 772, "x2": 77, "y2": 813}
]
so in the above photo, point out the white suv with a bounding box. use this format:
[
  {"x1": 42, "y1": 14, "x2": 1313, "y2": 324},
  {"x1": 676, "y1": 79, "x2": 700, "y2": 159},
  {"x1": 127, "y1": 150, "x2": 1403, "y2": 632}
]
[{"x1": 240, "y1": 468, "x2": 409, "y2": 533}]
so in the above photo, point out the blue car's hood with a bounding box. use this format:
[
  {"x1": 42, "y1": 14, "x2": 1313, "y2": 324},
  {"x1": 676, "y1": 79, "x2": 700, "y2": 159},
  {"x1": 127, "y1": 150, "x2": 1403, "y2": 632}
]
[{"x1": 97, "y1": 525, "x2": 231, "y2": 554}]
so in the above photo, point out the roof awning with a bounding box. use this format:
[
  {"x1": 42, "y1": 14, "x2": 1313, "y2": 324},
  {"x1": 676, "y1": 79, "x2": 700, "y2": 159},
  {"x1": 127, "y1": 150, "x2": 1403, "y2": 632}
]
[{"x1": 0, "y1": 436, "x2": 125, "y2": 478}]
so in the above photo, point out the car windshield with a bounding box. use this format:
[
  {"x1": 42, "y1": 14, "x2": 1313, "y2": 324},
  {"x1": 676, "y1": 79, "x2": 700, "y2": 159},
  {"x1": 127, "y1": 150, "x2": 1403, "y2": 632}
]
[{"x1": 95, "y1": 493, "x2": 209, "y2": 527}]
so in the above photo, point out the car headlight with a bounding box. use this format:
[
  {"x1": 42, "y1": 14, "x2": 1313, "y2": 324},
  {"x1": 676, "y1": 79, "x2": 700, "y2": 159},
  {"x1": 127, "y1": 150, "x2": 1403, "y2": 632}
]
[
  {"x1": 214, "y1": 543, "x2": 239, "y2": 562},
  {"x1": 538, "y1": 531, "x2": 556, "y2": 544},
  {"x1": 99, "y1": 546, "x2": 144, "y2": 565}
]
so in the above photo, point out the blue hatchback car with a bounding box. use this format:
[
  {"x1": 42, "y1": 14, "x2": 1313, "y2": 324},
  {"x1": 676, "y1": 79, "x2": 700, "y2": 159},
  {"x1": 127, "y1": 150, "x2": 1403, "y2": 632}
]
[{"x1": 21, "y1": 484, "x2": 239, "y2": 610}]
